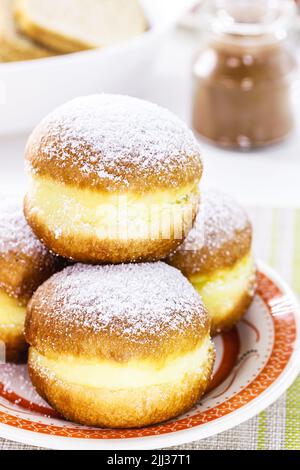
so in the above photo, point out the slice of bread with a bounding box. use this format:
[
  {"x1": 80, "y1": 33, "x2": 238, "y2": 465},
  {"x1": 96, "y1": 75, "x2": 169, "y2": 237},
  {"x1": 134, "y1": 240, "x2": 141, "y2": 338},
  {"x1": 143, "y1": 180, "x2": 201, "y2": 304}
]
[
  {"x1": 0, "y1": 0, "x2": 54, "y2": 61},
  {"x1": 14, "y1": 0, "x2": 148, "y2": 54}
]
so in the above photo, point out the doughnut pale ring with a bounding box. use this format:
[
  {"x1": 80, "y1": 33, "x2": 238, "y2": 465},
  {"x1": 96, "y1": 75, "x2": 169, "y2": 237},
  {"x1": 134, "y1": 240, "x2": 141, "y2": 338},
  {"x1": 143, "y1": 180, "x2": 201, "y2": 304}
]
[
  {"x1": 167, "y1": 190, "x2": 257, "y2": 335},
  {"x1": 26, "y1": 262, "x2": 214, "y2": 428},
  {"x1": 24, "y1": 94, "x2": 203, "y2": 264},
  {"x1": 0, "y1": 197, "x2": 63, "y2": 363}
]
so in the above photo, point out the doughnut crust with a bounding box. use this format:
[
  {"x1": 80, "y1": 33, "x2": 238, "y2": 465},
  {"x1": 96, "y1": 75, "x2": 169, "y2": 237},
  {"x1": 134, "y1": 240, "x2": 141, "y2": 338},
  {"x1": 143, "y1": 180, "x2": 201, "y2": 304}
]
[
  {"x1": 26, "y1": 262, "x2": 214, "y2": 428},
  {"x1": 0, "y1": 197, "x2": 63, "y2": 363},
  {"x1": 24, "y1": 95, "x2": 202, "y2": 263},
  {"x1": 25, "y1": 95, "x2": 202, "y2": 193},
  {"x1": 167, "y1": 190, "x2": 257, "y2": 335}
]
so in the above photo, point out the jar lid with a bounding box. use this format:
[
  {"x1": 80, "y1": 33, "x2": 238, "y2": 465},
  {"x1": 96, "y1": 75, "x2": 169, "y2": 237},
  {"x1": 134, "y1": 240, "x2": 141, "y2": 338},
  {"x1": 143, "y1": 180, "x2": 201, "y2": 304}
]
[{"x1": 203, "y1": 0, "x2": 296, "y2": 38}]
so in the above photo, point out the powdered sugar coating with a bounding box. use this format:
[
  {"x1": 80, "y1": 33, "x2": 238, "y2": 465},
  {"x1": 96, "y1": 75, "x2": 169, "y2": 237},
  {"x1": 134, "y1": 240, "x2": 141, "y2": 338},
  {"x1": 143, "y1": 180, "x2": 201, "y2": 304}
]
[
  {"x1": 182, "y1": 190, "x2": 250, "y2": 252},
  {"x1": 168, "y1": 190, "x2": 252, "y2": 276},
  {"x1": 26, "y1": 94, "x2": 202, "y2": 191},
  {"x1": 0, "y1": 196, "x2": 49, "y2": 259},
  {"x1": 29, "y1": 262, "x2": 208, "y2": 347}
]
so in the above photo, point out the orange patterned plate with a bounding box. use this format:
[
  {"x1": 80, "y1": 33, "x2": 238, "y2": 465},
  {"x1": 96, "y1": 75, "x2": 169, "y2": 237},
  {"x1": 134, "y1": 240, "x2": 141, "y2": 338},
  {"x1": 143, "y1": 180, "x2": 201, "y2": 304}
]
[{"x1": 0, "y1": 261, "x2": 299, "y2": 450}]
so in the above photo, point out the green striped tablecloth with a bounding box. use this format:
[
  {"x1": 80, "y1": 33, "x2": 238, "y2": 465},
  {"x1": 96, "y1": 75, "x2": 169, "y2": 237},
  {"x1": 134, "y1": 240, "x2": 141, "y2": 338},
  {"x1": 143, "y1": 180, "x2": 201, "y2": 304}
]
[{"x1": 0, "y1": 207, "x2": 300, "y2": 450}]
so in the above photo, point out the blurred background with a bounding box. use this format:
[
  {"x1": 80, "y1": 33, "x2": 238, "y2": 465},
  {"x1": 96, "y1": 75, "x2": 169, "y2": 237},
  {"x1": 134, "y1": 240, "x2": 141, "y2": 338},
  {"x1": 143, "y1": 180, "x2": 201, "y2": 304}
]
[{"x1": 1, "y1": 0, "x2": 300, "y2": 206}]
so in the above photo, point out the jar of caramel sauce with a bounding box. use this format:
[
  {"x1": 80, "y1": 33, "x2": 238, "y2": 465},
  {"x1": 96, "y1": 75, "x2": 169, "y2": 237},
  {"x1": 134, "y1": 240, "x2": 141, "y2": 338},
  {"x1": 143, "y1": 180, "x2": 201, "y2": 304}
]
[{"x1": 192, "y1": 0, "x2": 297, "y2": 149}]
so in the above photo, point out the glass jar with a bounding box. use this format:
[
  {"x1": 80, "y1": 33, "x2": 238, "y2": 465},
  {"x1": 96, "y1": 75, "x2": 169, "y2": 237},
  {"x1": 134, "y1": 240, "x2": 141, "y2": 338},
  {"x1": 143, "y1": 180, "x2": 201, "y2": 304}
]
[{"x1": 192, "y1": 0, "x2": 297, "y2": 149}]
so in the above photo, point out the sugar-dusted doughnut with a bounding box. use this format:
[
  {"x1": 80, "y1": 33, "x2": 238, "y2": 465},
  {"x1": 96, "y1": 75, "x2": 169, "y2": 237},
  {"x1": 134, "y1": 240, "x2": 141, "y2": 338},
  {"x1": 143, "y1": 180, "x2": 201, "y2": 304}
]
[
  {"x1": 24, "y1": 94, "x2": 203, "y2": 263},
  {"x1": 167, "y1": 190, "x2": 257, "y2": 335},
  {"x1": 26, "y1": 262, "x2": 214, "y2": 428}
]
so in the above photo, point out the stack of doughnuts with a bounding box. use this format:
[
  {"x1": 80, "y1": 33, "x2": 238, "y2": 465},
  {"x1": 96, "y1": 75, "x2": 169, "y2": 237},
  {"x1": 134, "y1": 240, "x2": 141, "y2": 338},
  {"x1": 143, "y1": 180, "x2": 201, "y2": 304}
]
[{"x1": 1, "y1": 94, "x2": 256, "y2": 429}]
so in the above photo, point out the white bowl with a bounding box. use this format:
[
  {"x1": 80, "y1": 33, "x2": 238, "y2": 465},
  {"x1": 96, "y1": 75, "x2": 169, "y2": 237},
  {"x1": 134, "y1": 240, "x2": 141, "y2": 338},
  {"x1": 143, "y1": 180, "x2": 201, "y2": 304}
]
[{"x1": 0, "y1": 0, "x2": 196, "y2": 136}]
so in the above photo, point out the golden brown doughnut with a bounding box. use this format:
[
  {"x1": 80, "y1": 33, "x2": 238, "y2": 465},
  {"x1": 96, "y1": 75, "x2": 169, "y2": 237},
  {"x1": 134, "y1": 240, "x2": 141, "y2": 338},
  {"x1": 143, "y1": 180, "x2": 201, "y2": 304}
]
[
  {"x1": 24, "y1": 94, "x2": 203, "y2": 264},
  {"x1": 0, "y1": 196, "x2": 63, "y2": 363},
  {"x1": 26, "y1": 262, "x2": 214, "y2": 428},
  {"x1": 167, "y1": 190, "x2": 257, "y2": 335}
]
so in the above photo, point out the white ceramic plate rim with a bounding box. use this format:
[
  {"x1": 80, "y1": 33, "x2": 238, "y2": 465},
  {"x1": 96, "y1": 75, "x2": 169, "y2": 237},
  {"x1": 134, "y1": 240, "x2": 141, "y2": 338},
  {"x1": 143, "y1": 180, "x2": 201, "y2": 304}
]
[{"x1": 0, "y1": 259, "x2": 299, "y2": 450}]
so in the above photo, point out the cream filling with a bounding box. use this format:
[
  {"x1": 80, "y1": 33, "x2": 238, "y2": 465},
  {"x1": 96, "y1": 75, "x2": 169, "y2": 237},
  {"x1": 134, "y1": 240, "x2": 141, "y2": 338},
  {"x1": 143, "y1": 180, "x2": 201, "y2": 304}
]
[
  {"x1": 26, "y1": 176, "x2": 199, "y2": 241},
  {"x1": 31, "y1": 337, "x2": 212, "y2": 389},
  {"x1": 190, "y1": 254, "x2": 256, "y2": 323},
  {"x1": 0, "y1": 289, "x2": 26, "y2": 330}
]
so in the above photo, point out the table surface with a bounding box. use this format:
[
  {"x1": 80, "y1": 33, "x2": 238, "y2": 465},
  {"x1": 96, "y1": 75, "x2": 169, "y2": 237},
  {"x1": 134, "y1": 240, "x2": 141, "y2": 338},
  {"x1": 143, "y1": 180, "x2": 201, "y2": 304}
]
[{"x1": 1, "y1": 26, "x2": 300, "y2": 450}]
